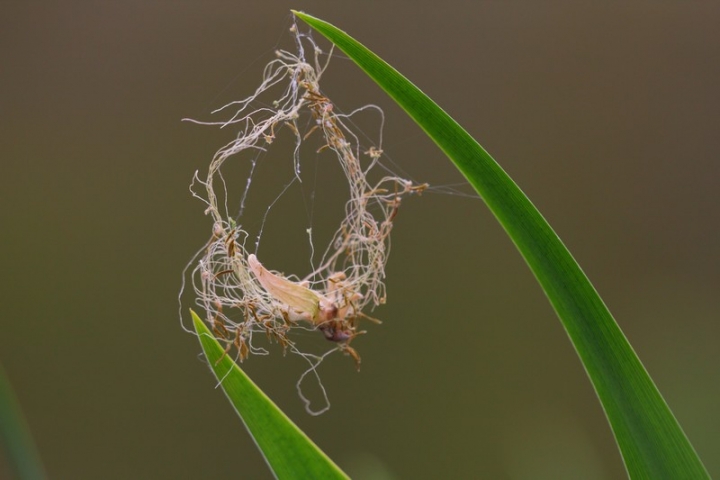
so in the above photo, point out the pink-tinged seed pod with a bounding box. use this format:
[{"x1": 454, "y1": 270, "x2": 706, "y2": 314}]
[{"x1": 248, "y1": 254, "x2": 322, "y2": 321}]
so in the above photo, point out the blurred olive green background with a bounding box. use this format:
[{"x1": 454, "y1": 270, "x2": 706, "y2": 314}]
[{"x1": 2, "y1": 2, "x2": 719, "y2": 479}]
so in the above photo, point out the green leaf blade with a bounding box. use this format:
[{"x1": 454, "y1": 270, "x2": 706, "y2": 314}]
[
  {"x1": 293, "y1": 11, "x2": 709, "y2": 479},
  {"x1": 191, "y1": 310, "x2": 349, "y2": 480},
  {"x1": 0, "y1": 364, "x2": 46, "y2": 480}
]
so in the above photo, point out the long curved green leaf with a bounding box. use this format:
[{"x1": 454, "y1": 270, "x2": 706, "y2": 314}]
[
  {"x1": 191, "y1": 310, "x2": 348, "y2": 480},
  {"x1": 293, "y1": 10, "x2": 709, "y2": 479}
]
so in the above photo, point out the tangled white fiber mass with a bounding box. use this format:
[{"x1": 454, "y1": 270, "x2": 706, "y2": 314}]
[{"x1": 181, "y1": 24, "x2": 426, "y2": 413}]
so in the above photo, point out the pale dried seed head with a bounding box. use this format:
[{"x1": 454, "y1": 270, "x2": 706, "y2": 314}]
[{"x1": 185, "y1": 24, "x2": 426, "y2": 378}]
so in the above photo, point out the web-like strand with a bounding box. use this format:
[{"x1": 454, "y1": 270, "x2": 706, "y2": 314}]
[{"x1": 187, "y1": 25, "x2": 426, "y2": 373}]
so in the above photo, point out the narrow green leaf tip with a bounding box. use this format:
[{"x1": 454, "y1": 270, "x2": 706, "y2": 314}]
[{"x1": 191, "y1": 310, "x2": 348, "y2": 480}]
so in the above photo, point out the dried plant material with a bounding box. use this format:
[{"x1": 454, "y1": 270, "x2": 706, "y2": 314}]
[{"x1": 181, "y1": 23, "x2": 426, "y2": 413}]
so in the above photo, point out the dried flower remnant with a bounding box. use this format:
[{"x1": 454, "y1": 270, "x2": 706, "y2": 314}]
[{"x1": 185, "y1": 25, "x2": 426, "y2": 378}]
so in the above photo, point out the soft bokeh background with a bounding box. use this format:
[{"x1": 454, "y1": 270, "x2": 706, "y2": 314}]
[{"x1": 2, "y1": 2, "x2": 718, "y2": 479}]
